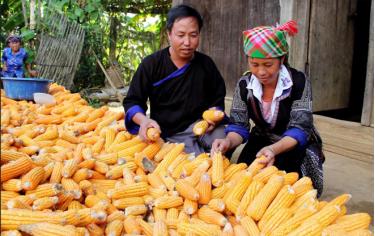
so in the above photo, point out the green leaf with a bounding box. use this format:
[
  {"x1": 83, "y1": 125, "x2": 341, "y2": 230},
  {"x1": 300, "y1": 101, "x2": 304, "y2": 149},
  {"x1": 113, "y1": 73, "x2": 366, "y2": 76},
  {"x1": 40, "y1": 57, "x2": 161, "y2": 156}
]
[{"x1": 20, "y1": 29, "x2": 35, "y2": 41}]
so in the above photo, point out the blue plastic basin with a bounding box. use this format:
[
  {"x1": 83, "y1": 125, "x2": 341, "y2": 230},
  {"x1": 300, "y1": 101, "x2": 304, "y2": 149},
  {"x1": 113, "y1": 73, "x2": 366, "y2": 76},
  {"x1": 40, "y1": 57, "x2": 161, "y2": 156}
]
[{"x1": 1, "y1": 77, "x2": 52, "y2": 101}]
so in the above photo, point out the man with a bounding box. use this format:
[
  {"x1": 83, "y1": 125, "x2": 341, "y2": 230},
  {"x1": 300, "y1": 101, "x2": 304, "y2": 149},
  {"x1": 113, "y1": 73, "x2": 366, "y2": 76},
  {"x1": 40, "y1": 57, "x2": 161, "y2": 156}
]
[{"x1": 123, "y1": 4, "x2": 226, "y2": 154}]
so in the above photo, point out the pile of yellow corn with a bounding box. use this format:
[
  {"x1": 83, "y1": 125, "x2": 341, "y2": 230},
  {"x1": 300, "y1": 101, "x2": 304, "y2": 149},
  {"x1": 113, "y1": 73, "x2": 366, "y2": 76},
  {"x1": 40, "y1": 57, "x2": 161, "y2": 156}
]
[{"x1": 0, "y1": 84, "x2": 372, "y2": 236}]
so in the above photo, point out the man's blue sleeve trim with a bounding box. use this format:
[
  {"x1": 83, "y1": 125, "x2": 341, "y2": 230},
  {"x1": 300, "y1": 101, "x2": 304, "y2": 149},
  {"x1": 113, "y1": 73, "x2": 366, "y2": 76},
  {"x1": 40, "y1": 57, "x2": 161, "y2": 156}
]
[
  {"x1": 225, "y1": 124, "x2": 250, "y2": 143},
  {"x1": 125, "y1": 105, "x2": 145, "y2": 135},
  {"x1": 282, "y1": 127, "x2": 308, "y2": 148}
]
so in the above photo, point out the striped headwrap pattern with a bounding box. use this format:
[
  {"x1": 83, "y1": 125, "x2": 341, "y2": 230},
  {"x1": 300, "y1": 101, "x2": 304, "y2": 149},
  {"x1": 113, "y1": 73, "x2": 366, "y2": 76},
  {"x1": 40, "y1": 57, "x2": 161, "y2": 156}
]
[{"x1": 243, "y1": 20, "x2": 298, "y2": 58}]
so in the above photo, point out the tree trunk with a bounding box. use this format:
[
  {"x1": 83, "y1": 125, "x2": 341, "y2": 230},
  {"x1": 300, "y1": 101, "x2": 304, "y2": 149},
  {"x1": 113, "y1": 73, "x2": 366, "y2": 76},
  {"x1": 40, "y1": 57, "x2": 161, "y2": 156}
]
[
  {"x1": 109, "y1": 14, "x2": 119, "y2": 64},
  {"x1": 21, "y1": 0, "x2": 28, "y2": 28},
  {"x1": 30, "y1": 0, "x2": 36, "y2": 30}
]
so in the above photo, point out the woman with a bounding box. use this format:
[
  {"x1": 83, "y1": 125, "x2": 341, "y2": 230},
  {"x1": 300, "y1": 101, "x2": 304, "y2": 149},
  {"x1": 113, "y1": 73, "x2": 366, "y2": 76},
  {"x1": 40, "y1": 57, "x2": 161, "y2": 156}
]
[
  {"x1": 1, "y1": 35, "x2": 37, "y2": 78},
  {"x1": 123, "y1": 5, "x2": 226, "y2": 154},
  {"x1": 211, "y1": 21, "x2": 325, "y2": 196}
]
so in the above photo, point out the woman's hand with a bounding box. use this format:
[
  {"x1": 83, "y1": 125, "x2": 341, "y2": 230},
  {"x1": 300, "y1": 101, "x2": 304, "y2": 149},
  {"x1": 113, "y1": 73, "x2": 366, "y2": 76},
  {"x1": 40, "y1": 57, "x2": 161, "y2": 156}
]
[
  {"x1": 211, "y1": 138, "x2": 231, "y2": 156},
  {"x1": 138, "y1": 117, "x2": 160, "y2": 142},
  {"x1": 205, "y1": 119, "x2": 216, "y2": 133},
  {"x1": 256, "y1": 146, "x2": 276, "y2": 167},
  {"x1": 29, "y1": 70, "x2": 38, "y2": 77}
]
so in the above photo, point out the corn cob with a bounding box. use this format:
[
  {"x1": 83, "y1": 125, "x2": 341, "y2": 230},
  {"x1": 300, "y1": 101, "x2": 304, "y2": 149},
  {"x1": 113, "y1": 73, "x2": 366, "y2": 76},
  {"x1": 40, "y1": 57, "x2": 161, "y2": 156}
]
[
  {"x1": 202, "y1": 109, "x2": 224, "y2": 122},
  {"x1": 333, "y1": 213, "x2": 371, "y2": 232},
  {"x1": 146, "y1": 127, "x2": 161, "y2": 141},
  {"x1": 211, "y1": 152, "x2": 224, "y2": 187},
  {"x1": 236, "y1": 180, "x2": 264, "y2": 219},
  {"x1": 62, "y1": 158, "x2": 80, "y2": 178},
  {"x1": 1, "y1": 155, "x2": 33, "y2": 182},
  {"x1": 167, "y1": 153, "x2": 188, "y2": 173},
  {"x1": 32, "y1": 196, "x2": 59, "y2": 210},
  {"x1": 153, "y1": 143, "x2": 185, "y2": 174},
  {"x1": 6, "y1": 198, "x2": 32, "y2": 210},
  {"x1": 177, "y1": 222, "x2": 212, "y2": 236},
  {"x1": 246, "y1": 175, "x2": 284, "y2": 221},
  {"x1": 287, "y1": 220, "x2": 323, "y2": 236},
  {"x1": 112, "y1": 197, "x2": 144, "y2": 209},
  {"x1": 0, "y1": 230, "x2": 22, "y2": 236},
  {"x1": 258, "y1": 185, "x2": 296, "y2": 230},
  {"x1": 346, "y1": 229, "x2": 373, "y2": 236},
  {"x1": 223, "y1": 163, "x2": 248, "y2": 181},
  {"x1": 193, "y1": 120, "x2": 209, "y2": 135},
  {"x1": 93, "y1": 160, "x2": 109, "y2": 174},
  {"x1": 196, "y1": 173, "x2": 212, "y2": 204},
  {"x1": 154, "y1": 196, "x2": 184, "y2": 209},
  {"x1": 108, "y1": 182, "x2": 149, "y2": 199},
  {"x1": 125, "y1": 204, "x2": 147, "y2": 216},
  {"x1": 103, "y1": 219, "x2": 123, "y2": 236},
  {"x1": 166, "y1": 207, "x2": 179, "y2": 228},
  {"x1": 175, "y1": 178, "x2": 200, "y2": 201},
  {"x1": 117, "y1": 142, "x2": 148, "y2": 158},
  {"x1": 273, "y1": 207, "x2": 317, "y2": 236},
  {"x1": 136, "y1": 218, "x2": 153, "y2": 236},
  {"x1": 142, "y1": 142, "x2": 162, "y2": 160},
  {"x1": 58, "y1": 130, "x2": 80, "y2": 144},
  {"x1": 18, "y1": 222, "x2": 76, "y2": 236},
  {"x1": 253, "y1": 165, "x2": 278, "y2": 183},
  {"x1": 1, "y1": 209, "x2": 65, "y2": 230},
  {"x1": 49, "y1": 161, "x2": 63, "y2": 183},
  {"x1": 123, "y1": 216, "x2": 141, "y2": 234},
  {"x1": 198, "y1": 205, "x2": 228, "y2": 226},
  {"x1": 183, "y1": 198, "x2": 198, "y2": 215},
  {"x1": 153, "y1": 220, "x2": 168, "y2": 236},
  {"x1": 147, "y1": 172, "x2": 167, "y2": 189},
  {"x1": 21, "y1": 166, "x2": 45, "y2": 191},
  {"x1": 261, "y1": 208, "x2": 293, "y2": 235},
  {"x1": 283, "y1": 172, "x2": 299, "y2": 185},
  {"x1": 61, "y1": 178, "x2": 82, "y2": 199},
  {"x1": 2, "y1": 179, "x2": 22, "y2": 192},
  {"x1": 159, "y1": 171, "x2": 176, "y2": 191},
  {"x1": 185, "y1": 160, "x2": 211, "y2": 186},
  {"x1": 25, "y1": 182, "x2": 62, "y2": 198},
  {"x1": 327, "y1": 193, "x2": 352, "y2": 207},
  {"x1": 154, "y1": 207, "x2": 167, "y2": 221},
  {"x1": 291, "y1": 176, "x2": 313, "y2": 198},
  {"x1": 239, "y1": 216, "x2": 259, "y2": 235},
  {"x1": 86, "y1": 223, "x2": 104, "y2": 236}
]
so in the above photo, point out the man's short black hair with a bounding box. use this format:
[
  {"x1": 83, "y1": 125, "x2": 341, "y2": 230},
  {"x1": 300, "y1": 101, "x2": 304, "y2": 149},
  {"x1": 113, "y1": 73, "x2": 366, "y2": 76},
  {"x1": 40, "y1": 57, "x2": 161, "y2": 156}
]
[{"x1": 167, "y1": 4, "x2": 203, "y2": 32}]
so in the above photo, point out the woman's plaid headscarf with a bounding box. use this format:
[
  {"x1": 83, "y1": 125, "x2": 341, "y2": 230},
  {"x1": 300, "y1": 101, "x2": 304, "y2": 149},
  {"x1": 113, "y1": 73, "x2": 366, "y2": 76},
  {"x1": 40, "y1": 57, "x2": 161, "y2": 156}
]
[{"x1": 243, "y1": 20, "x2": 298, "y2": 58}]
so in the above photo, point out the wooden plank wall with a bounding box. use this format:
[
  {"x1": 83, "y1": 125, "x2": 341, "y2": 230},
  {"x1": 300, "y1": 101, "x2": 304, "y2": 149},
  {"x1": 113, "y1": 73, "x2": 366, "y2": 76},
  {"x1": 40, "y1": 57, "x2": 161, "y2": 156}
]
[{"x1": 172, "y1": 0, "x2": 280, "y2": 97}]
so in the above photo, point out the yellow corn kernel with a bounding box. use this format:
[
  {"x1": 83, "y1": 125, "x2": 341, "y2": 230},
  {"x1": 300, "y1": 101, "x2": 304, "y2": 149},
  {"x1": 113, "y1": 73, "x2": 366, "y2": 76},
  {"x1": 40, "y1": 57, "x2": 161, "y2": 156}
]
[
  {"x1": 327, "y1": 193, "x2": 352, "y2": 207},
  {"x1": 86, "y1": 223, "x2": 104, "y2": 236},
  {"x1": 167, "y1": 153, "x2": 188, "y2": 173},
  {"x1": 18, "y1": 146, "x2": 40, "y2": 155},
  {"x1": 25, "y1": 183, "x2": 62, "y2": 198},
  {"x1": 211, "y1": 152, "x2": 224, "y2": 187},
  {"x1": 236, "y1": 180, "x2": 264, "y2": 219},
  {"x1": 68, "y1": 200, "x2": 85, "y2": 210},
  {"x1": 261, "y1": 208, "x2": 292, "y2": 235},
  {"x1": 202, "y1": 109, "x2": 224, "y2": 123},
  {"x1": 258, "y1": 185, "x2": 296, "y2": 230},
  {"x1": 153, "y1": 143, "x2": 185, "y2": 174},
  {"x1": 1, "y1": 150, "x2": 30, "y2": 163},
  {"x1": 0, "y1": 230, "x2": 23, "y2": 236},
  {"x1": 6, "y1": 198, "x2": 32, "y2": 210},
  {"x1": 153, "y1": 207, "x2": 167, "y2": 221},
  {"x1": 305, "y1": 204, "x2": 342, "y2": 228},
  {"x1": 1, "y1": 156, "x2": 33, "y2": 182},
  {"x1": 246, "y1": 155, "x2": 268, "y2": 177},
  {"x1": 154, "y1": 196, "x2": 184, "y2": 209},
  {"x1": 171, "y1": 158, "x2": 190, "y2": 179},
  {"x1": 42, "y1": 161, "x2": 55, "y2": 182},
  {"x1": 246, "y1": 175, "x2": 284, "y2": 221},
  {"x1": 147, "y1": 172, "x2": 166, "y2": 189},
  {"x1": 21, "y1": 167, "x2": 45, "y2": 191},
  {"x1": 289, "y1": 189, "x2": 317, "y2": 213},
  {"x1": 78, "y1": 158, "x2": 95, "y2": 169},
  {"x1": 175, "y1": 179, "x2": 200, "y2": 201},
  {"x1": 153, "y1": 220, "x2": 168, "y2": 236},
  {"x1": 142, "y1": 142, "x2": 162, "y2": 160},
  {"x1": 196, "y1": 173, "x2": 212, "y2": 204},
  {"x1": 317, "y1": 200, "x2": 328, "y2": 210},
  {"x1": 91, "y1": 137, "x2": 105, "y2": 154},
  {"x1": 33, "y1": 126, "x2": 58, "y2": 141},
  {"x1": 346, "y1": 229, "x2": 373, "y2": 236},
  {"x1": 32, "y1": 196, "x2": 59, "y2": 210},
  {"x1": 106, "y1": 210, "x2": 125, "y2": 223},
  {"x1": 224, "y1": 171, "x2": 252, "y2": 203},
  {"x1": 253, "y1": 165, "x2": 278, "y2": 183},
  {"x1": 96, "y1": 153, "x2": 118, "y2": 165},
  {"x1": 2, "y1": 179, "x2": 22, "y2": 192},
  {"x1": 193, "y1": 120, "x2": 209, "y2": 136}
]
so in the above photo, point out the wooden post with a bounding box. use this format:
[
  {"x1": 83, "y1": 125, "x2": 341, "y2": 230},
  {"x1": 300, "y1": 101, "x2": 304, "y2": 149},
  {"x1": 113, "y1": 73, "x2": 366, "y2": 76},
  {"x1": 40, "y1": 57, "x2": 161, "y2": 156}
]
[{"x1": 361, "y1": 0, "x2": 374, "y2": 126}]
